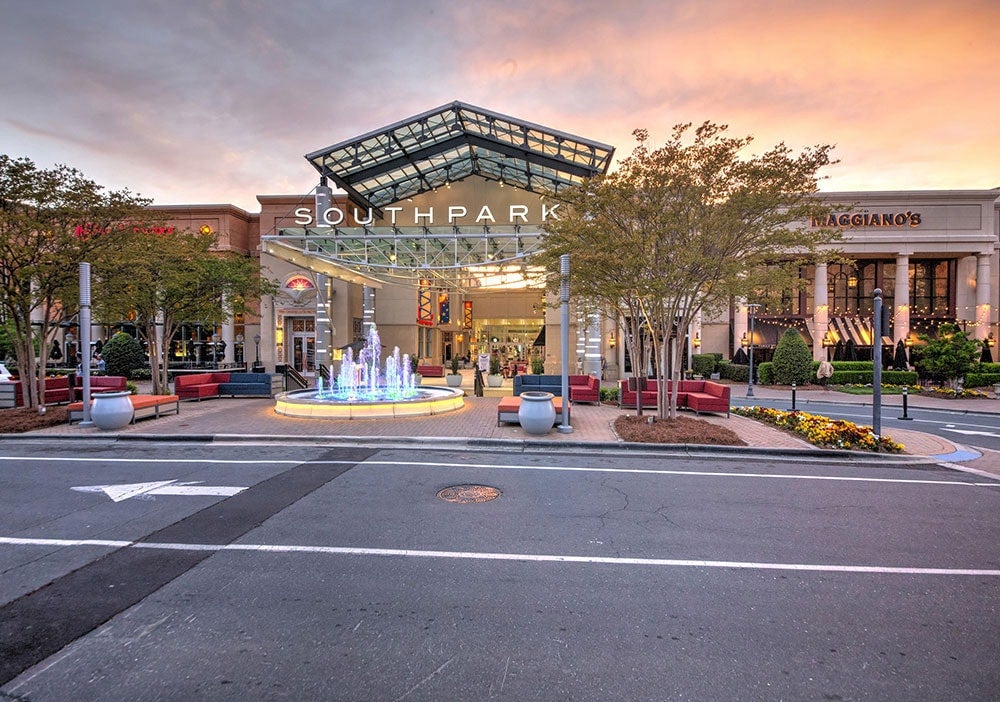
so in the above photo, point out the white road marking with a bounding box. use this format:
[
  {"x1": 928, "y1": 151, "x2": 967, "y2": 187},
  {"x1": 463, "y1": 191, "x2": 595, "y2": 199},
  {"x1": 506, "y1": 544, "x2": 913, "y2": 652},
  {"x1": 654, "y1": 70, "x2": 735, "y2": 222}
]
[
  {"x1": 1, "y1": 536, "x2": 996, "y2": 576},
  {"x1": 941, "y1": 428, "x2": 1000, "y2": 439},
  {"x1": 72, "y1": 480, "x2": 247, "y2": 502}
]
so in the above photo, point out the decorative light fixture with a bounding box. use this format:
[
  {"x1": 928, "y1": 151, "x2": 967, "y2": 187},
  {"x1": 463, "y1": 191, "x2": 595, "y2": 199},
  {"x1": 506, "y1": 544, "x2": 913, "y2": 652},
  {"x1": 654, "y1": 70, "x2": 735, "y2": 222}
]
[
  {"x1": 823, "y1": 331, "x2": 835, "y2": 347},
  {"x1": 848, "y1": 274, "x2": 858, "y2": 288},
  {"x1": 693, "y1": 333, "x2": 701, "y2": 349},
  {"x1": 988, "y1": 332, "x2": 996, "y2": 348},
  {"x1": 740, "y1": 333, "x2": 748, "y2": 350},
  {"x1": 904, "y1": 336, "x2": 914, "y2": 348},
  {"x1": 609, "y1": 333, "x2": 616, "y2": 348}
]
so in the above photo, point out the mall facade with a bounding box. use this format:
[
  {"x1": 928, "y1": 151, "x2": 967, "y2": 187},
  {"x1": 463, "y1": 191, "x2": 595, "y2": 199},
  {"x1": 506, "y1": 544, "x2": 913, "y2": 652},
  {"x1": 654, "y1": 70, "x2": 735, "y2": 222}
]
[{"x1": 143, "y1": 103, "x2": 998, "y2": 377}]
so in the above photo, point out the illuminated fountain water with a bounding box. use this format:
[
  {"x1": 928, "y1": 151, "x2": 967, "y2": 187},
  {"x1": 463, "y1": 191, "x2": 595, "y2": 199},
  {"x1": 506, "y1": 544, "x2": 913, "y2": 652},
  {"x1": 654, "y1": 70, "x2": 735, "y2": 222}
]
[{"x1": 274, "y1": 324, "x2": 464, "y2": 419}]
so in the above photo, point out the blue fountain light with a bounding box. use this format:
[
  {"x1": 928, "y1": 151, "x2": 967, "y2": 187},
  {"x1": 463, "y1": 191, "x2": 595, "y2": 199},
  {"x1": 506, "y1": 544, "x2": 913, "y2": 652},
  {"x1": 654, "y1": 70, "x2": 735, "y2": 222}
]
[{"x1": 316, "y1": 323, "x2": 418, "y2": 402}]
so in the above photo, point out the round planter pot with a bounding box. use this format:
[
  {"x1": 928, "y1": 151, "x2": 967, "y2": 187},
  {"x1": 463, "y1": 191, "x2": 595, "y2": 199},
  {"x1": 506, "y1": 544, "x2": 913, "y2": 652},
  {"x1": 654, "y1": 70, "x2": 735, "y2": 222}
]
[
  {"x1": 90, "y1": 391, "x2": 134, "y2": 430},
  {"x1": 486, "y1": 374, "x2": 504, "y2": 388},
  {"x1": 518, "y1": 391, "x2": 555, "y2": 435},
  {"x1": 446, "y1": 374, "x2": 463, "y2": 387}
]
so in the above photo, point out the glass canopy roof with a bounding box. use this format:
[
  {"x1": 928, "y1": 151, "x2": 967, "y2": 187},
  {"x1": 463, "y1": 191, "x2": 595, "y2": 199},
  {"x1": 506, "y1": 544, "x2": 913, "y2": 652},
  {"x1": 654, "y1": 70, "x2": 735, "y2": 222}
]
[
  {"x1": 265, "y1": 103, "x2": 614, "y2": 290},
  {"x1": 304, "y1": 101, "x2": 615, "y2": 215}
]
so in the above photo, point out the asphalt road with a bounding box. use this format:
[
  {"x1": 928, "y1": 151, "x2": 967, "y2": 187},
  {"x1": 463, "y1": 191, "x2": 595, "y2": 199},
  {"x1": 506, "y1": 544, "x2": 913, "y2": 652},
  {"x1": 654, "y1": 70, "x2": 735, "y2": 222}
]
[
  {"x1": 731, "y1": 396, "x2": 1000, "y2": 453},
  {"x1": 1, "y1": 439, "x2": 998, "y2": 701}
]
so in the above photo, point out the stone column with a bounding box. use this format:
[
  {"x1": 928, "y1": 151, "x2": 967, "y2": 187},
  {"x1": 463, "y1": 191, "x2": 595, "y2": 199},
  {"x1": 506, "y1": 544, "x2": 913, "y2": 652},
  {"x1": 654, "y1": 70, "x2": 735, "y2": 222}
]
[
  {"x1": 733, "y1": 299, "x2": 748, "y2": 358},
  {"x1": 975, "y1": 252, "x2": 992, "y2": 341},
  {"x1": 362, "y1": 286, "x2": 375, "y2": 337},
  {"x1": 812, "y1": 261, "x2": 829, "y2": 361},
  {"x1": 314, "y1": 274, "x2": 332, "y2": 372},
  {"x1": 583, "y1": 313, "x2": 602, "y2": 376},
  {"x1": 894, "y1": 254, "x2": 910, "y2": 343}
]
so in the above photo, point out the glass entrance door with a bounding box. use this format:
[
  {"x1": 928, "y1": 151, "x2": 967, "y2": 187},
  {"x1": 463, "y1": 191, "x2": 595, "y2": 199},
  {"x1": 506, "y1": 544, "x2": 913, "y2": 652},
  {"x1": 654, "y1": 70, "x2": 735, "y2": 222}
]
[{"x1": 287, "y1": 317, "x2": 315, "y2": 375}]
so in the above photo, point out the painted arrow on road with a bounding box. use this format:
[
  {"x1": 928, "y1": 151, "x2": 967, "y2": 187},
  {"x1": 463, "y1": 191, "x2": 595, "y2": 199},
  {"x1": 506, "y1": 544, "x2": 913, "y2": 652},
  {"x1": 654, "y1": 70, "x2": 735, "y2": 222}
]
[
  {"x1": 72, "y1": 480, "x2": 247, "y2": 502},
  {"x1": 941, "y1": 428, "x2": 1000, "y2": 439}
]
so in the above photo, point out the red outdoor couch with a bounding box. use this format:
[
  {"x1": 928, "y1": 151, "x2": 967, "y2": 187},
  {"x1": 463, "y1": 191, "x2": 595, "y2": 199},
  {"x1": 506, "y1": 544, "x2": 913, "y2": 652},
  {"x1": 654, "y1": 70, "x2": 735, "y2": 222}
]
[
  {"x1": 416, "y1": 364, "x2": 444, "y2": 377},
  {"x1": 74, "y1": 375, "x2": 127, "y2": 400},
  {"x1": 7, "y1": 376, "x2": 72, "y2": 407},
  {"x1": 173, "y1": 371, "x2": 272, "y2": 400},
  {"x1": 568, "y1": 374, "x2": 600, "y2": 404},
  {"x1": 619, "y1": 378, "x2": 731, "y2": 416}
]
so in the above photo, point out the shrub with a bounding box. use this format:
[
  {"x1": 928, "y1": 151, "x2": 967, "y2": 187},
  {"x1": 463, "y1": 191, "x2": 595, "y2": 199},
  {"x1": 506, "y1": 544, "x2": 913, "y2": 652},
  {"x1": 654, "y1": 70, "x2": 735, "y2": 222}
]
[
  {"x1": 691, "y1": 353, "x2": 717, "y2": 377},
  {"x1": 600, "y1": 386, "x2": 620, "y2": 403},
  {"x1": 757, "y1": 362, "x2": 774, "y2": 385},
  {"x1": 721, "y1": 363, "x2": 749, "y2": 382},
  {"x1": 450, "y1": 356, "x2": 460, "y2": 374},
  {"x1": 531, "y1": 356, "x2": 545, "y2": 374},
  {"x1": 964, "y1": 372, "x2": 1000, "y2": 388},
  {"x1": 771, "y1": 329, "x2": 813, "y2": 384},
  {"x1": 101, "y1": 332, "x2": 146, "y2": 379},
  {"x1": 489, "y1": 355, "x2": 502, "y2": 375},
  {"x1": 914, "y1": 323, "x2": 980, "y2": 387}
]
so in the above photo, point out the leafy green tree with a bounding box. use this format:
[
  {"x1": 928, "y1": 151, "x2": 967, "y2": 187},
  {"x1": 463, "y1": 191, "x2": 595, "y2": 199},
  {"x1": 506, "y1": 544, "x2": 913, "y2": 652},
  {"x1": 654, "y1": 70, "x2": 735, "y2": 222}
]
[
  {"x1": 540, "y1": 123, "x2": 838, "y2": 418},
  {"x1": 95, "y1": 227, "x2": 276, "y2": 394},
  {"x1": 101, "y1": 331, "x2": 147, "y2": 378},
  {"x1": 914, "y1": 323, "x2": 981, "y2": 388},
  {"x1": 0, "y1": 155, "x2": 150, "y2": 407},
  {"x1": 770, "y1": 328, "x2": 813, "y2": 384}
]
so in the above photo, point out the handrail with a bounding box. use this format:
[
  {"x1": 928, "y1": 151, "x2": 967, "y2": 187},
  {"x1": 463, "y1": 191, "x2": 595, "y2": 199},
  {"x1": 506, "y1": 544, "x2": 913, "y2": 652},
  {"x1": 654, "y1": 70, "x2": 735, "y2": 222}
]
[
  {"x1": 318, "y1": 364, "x2": 330, "y2": 382},
  {"x1": 283, "y1": 365, "x2": 309, "y2": 390}
]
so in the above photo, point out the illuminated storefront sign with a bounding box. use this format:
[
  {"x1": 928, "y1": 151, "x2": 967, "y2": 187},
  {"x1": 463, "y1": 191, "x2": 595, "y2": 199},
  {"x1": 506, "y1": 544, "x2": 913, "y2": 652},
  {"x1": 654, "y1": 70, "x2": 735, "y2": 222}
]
[
  {"x1": 810, "y1": 211, "x2": 922, "y2": 228},
  {"x1": 293, "y1": 202, "x2": 561, "y2": 227}
]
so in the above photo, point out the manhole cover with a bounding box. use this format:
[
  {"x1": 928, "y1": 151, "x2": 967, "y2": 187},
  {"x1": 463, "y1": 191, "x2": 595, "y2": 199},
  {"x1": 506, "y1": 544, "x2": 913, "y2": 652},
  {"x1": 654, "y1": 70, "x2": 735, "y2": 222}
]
[{"x1": 437, "y1": 484, "x2": 502, "y2": 504}]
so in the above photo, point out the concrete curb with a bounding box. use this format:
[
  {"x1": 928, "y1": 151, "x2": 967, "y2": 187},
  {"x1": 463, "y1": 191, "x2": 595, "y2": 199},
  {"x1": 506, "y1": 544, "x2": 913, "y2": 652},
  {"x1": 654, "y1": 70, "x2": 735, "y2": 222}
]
[
  {"x1": 0, "y1": 432, "x2": 932, "y2": 464},
  {"x1": 737, "y1": 396, "x2": 1000, "y2": 417}
]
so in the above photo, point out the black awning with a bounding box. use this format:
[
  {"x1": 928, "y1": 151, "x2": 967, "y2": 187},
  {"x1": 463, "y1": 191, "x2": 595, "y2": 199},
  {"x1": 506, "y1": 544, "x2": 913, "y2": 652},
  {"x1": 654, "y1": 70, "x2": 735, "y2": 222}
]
[{"x1": 532, "y1": 327, "x2": 546, "y2": 347}]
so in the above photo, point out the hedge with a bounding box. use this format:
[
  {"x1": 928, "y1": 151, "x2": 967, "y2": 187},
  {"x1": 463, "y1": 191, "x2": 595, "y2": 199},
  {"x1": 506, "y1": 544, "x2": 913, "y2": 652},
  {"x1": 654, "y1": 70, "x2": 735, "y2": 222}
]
[
  {"x1": 691, "y1": 353, "x2": 717, "y2": 377},
  {"x1": 757, "y1": 362, "x2": 774, "y2": 385},
  {"x1": 964, "y1": 373, "x2": 1000, "y2": 388},
  {"x1": 827, "y1": 370, "x2": 919, "y2": 385},
  {"x1": 721, "y1": 362, "x2": 750, "y2": 382}
]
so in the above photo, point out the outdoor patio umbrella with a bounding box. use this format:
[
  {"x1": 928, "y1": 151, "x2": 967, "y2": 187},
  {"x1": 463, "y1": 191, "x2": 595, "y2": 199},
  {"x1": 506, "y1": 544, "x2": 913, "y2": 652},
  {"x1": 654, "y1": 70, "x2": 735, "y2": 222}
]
[
  {"x1": 732, "y1": 347, "x2": 749, "y2": 365},
  {"x1": 893, "y1": 340, "x2": 909, "y2": 370},
  {"x1": 845, "y1": 339, "x2": 857, "y2": 361},
  {"x1": 833, "y1": 340, "x2": 844, "y2": 361},
  {"x1": 981, "y1": 343, "x2": 994, "y2": 364}
]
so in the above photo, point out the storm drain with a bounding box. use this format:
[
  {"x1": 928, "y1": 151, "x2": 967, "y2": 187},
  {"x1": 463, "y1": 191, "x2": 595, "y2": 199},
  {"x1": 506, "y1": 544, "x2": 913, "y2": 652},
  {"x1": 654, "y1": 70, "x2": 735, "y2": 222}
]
[{"x1": 437, "y1": 484, "x2": 502, "y2": 504}]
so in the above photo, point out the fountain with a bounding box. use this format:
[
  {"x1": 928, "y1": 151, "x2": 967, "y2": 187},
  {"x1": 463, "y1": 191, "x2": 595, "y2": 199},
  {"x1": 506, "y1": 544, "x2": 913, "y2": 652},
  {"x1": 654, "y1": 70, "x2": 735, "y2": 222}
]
[{"x1": 274, "y1": 324, "x2": 464, "y2": 419}]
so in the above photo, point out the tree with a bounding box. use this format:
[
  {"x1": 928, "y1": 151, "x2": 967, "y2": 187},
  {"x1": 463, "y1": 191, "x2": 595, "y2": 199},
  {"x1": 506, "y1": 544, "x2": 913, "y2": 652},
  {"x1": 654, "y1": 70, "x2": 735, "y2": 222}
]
[
  {"x1": 540, "y1": 123, "x2": 838, "y2": 418},
  {"x1": 771, "y1": 328, "x2": 813, "y2": 385},
  {"x1": 0, "y1": 155, "x2": 150, "y2": 408},
  {"x1": 914, "y1": 323, "x2": 980, "y2": 388},
  {"x1": 95, "y1": 226, "x2": 276, "y2": 395}
]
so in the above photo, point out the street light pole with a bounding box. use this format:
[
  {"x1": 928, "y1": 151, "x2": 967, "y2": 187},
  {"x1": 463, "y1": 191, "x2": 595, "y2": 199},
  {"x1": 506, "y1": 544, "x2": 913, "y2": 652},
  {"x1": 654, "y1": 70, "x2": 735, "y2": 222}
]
[
  {"x1": 253, "y1": 332, "x2": 261, "y2": 371},
  {"x1": 746, "y1": 303, "x2": 761, "y2": 398}
]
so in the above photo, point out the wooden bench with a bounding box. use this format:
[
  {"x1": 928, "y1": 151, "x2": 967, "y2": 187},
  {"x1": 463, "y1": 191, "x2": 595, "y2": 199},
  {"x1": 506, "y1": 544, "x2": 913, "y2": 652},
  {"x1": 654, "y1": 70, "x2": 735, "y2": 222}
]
[
  {"x1": 497, "y1": 395, "x2": 569, "y2": 426},
  {"x1": 67, "y1": 394, "x2": 180, "y2": 424}
]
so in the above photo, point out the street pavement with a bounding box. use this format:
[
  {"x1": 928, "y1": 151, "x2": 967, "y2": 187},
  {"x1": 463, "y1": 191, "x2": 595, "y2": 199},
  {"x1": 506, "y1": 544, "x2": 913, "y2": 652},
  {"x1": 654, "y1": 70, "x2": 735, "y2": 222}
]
[{"x1": 17, "y1": 373, "x2": 1000, "y2": 480}]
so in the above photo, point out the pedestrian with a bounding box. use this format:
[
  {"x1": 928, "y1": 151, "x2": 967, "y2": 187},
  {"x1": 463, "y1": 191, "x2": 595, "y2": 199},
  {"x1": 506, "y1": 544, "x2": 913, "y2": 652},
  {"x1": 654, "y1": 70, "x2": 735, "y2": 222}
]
[
  {"x1": 94, "y1": 353, "x2": 106, "y2": 373},
  {"x1": 817, "y1": 359, "x2": 834, "y2": 389}
]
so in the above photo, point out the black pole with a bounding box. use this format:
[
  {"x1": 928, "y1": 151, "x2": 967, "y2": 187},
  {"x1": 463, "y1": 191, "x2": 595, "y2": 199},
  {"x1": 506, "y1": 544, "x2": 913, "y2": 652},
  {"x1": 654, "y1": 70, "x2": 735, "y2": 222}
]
[
  {"x1": 899, "y1": 385, "x2": 912, "y2": 420},
  {"x1": 873, "y1": 289, "x2": 883, "y2": 437},
  {"x1": 791, "y1": 381, "x2": 796, "y2": 411}
]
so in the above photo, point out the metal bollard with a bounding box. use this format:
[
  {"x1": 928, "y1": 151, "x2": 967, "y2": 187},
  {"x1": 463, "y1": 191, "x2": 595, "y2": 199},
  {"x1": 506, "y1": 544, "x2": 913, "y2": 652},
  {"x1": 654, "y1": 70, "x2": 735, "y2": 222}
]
[
  {"x1": 791, "y1": 381, "x2": 796, "y2": 411},
  {"x1": 899, "y1": 385, "x2": 912, "y2": 420}
]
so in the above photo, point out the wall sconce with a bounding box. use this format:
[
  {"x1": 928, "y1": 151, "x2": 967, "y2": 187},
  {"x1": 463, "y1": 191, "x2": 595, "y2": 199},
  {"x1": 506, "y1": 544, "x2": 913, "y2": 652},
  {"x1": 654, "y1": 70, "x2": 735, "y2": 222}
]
[
  {"x1": 693, "y1": 333, "x2": 701, "y2": 349},
  {"x1": 988, "y1": 332, "x2": 996, "y2": 348},
  {"x1": 608, "y1": 333, "x2": 616, "y2": 348},
  {"x1": 904, "y1": 336, "x2": 914, "y2": 348},
  {"x1": 740, "y1": 333, "x2": 748, "y2": 350},
  {"x1": 822, "y1": 331, "x2": 835, "y2": 347},
  {"x1": 274, "y1": 328, "x2": 284, "y2": 345},
  {"x1": 847, "y1": 274, "x2": 858, "y2": 288}
]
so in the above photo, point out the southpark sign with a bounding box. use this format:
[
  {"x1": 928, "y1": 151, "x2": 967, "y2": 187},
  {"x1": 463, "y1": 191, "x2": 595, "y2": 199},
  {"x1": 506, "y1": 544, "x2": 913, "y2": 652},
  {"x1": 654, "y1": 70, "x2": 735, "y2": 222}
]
[{"x1": 293, "y1": 202, "x2": 561, "y2": 227}]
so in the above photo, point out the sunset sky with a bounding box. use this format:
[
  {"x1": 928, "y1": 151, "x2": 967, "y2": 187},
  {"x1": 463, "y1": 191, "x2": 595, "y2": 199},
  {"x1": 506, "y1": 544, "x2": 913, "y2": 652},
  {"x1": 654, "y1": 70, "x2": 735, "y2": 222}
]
[{"x1": 2, "y1": 0, "x2": 997, "y2": 211}]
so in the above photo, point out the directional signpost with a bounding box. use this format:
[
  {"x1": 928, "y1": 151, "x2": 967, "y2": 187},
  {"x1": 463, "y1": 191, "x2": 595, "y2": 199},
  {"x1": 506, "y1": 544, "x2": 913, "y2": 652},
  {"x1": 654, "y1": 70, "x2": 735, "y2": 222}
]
[{"x1": 72, "y1": 480, "x2": 247, "y2": 502}]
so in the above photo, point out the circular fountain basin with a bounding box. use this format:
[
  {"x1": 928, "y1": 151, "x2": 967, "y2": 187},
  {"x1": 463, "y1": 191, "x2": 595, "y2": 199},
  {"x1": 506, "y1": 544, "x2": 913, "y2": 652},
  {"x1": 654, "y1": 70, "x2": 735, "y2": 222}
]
[{"x1": 274, "y1": 386, "x2": 464, "y2": 419}]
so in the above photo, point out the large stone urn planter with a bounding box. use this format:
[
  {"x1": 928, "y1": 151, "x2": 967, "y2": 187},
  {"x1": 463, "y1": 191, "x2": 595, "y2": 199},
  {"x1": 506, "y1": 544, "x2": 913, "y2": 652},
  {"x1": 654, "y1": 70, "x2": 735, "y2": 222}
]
[
  {"x1": 446, "y1": 374, "x2": 463, "y2": 388},
  {"x1": 518, "y1": 391, "x2": 555, "y2": 435},
  {"x1": 486, "y1": 374, "x2": 504, "y2": 388},
  {"x1": 90, "y1": 390, "x2": 134, "y2": 430}
]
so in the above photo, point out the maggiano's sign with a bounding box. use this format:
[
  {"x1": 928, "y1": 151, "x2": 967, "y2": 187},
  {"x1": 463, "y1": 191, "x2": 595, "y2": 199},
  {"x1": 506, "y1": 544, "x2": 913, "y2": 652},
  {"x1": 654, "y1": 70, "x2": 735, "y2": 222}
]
[
  {"x1": 811, "y1": 211, "x2": 922, "y2": 228},
  {"x1": 294, "y1": 202, "x2": 561, "y2": 227}
]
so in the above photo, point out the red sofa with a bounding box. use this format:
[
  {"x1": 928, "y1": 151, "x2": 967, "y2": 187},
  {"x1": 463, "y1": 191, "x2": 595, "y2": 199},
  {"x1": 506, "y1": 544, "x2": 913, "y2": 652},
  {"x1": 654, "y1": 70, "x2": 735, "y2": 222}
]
[
  {"x1": 416, "y1": 364, "x2": 444, "y2": 377},
  {"x1": 568, "y1": 374, "x2": 600, "y2": 404},
  {"x1": 74, "y1": 375, "x2": 127, "y2": 400},
  {"x1": 174, "y1": 372, "x2": 231, "y2": 400},
  {"x1": 8, "y1": 376, "x2": 72, "y2": 406},
  {"x1": 619, "y1": 378, "x2": 730, "y2": 416}
]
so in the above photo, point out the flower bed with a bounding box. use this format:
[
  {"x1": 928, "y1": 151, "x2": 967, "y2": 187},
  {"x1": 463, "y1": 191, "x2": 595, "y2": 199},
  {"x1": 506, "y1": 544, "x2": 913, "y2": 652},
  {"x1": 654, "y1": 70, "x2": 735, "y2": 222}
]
[
  {"x1": 734, "y1": 406, "x2": 903, "y2": 453},
  {"x1": 920, "y1": 387, "x2": 990, "y2": 399}
]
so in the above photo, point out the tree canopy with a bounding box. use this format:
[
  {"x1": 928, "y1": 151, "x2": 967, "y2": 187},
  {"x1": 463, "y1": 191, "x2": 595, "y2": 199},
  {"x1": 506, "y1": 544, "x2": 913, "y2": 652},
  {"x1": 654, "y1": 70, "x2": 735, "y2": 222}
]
[
  {"x1": 539, "y1": 122, "x2": 839, "y2": 418},
  {"x1": 0, "y1": 155, "x2": 150, "y2": 407}
]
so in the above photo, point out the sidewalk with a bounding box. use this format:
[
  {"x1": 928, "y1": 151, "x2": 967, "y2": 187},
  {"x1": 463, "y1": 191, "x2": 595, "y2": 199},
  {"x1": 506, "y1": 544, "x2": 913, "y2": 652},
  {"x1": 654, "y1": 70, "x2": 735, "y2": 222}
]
[{"x1": 19, "y1": 372, "x2": 999, "y2": 478}]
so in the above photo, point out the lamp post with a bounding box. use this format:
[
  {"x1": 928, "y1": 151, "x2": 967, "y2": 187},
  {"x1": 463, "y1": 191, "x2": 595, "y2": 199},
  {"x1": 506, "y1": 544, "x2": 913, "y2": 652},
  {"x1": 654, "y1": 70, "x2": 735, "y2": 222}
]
[
  {"x1": 746, "y1": 303, "x2": 761, "y2": 398},
  {"x1": 253, "y1": 332, "x2": 261, "y2": 370}
]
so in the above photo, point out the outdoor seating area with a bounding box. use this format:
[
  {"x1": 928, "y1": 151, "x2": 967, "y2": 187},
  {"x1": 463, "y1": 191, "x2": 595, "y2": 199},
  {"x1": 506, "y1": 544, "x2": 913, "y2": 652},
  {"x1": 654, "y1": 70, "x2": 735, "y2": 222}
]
[
  {"x1": 497, "y1": 395, "x2": 570, "y2": 426},
  {"x1": 67, "y1": 393, "x2": 180, "y2": 424},
  {"x1": 0, "y1": 376, "x2": 72, "y2": 408},
  {"x1": 173, "y1": 371, "x2": 273, "y2": 400},
  {"x1": 416, "y1": 364, "x2": 444, "y2": 377},
  {"x1": 619, "y1": 378, "x2": 731, "y2": 416},
  {"x1": 73, "y1": 375, "x2": 127, "y2": 400}
]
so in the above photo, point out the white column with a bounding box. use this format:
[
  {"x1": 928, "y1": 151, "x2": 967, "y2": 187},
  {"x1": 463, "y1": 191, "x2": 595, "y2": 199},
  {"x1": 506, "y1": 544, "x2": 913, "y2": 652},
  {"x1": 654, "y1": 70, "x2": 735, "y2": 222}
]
[
  {"x1": 314, "y1": 274, "x2": 331, "y2": 372},
  {"x1": 583, "y1": 313, "x2": 602, "y2": 376},
  {"x1": 812, "y1": 261, "x2": 829, "y2": 361},
  {"x1": 975, "y1": 253, "x2": 991, "y2": 341},
  {"x1": 733, "y1": 299, "x2": 748, "y2": 357},
  {"x1": 362, "y1": 286, "x2": 375, "y2": 336},
  {"x1": 894, "y1": 254, "x2": 910, "y2": 344}
]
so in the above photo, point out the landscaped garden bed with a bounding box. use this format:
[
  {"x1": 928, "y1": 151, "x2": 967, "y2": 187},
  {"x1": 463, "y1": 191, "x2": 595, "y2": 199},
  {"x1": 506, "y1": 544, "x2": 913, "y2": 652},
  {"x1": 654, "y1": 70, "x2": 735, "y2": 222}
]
[{"x1": 734, "y1": 406, "x2": 903, "y2": 453}]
